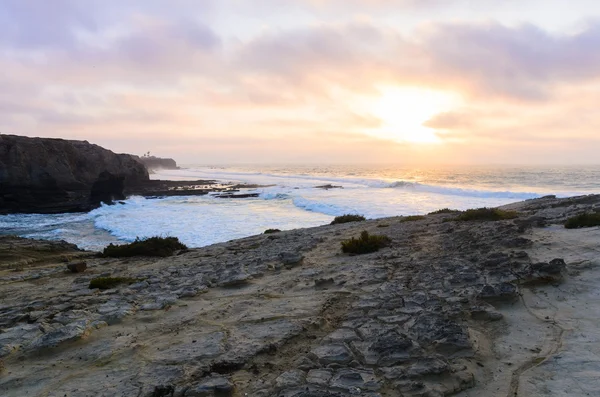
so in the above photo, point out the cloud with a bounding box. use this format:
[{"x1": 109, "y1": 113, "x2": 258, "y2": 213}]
[
  {"x1": 1, "y1": 2, "x2": 600, "y2": 163},
  {"x1": 423, "y1": 21, "x2": 600, "y2": 100}
]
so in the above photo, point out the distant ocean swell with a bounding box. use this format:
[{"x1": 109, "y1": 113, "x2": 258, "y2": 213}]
[{"x1": 384, "y1": 181, "x2": 541, "y2": 200}]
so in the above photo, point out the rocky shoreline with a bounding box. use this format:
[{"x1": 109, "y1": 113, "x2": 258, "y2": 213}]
[
  {"x1": 1, "y1": 195, "x2": 600, "y2": 396},
  {"x1": 0, "y1": 134, "x2": 272, "y2": 214}
]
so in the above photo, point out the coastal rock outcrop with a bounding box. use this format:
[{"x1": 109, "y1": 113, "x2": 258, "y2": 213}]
[
  {"x1": 136, "y1": 155, "x2": 179, "y2": 170},
  {"x1": 0, "y1": 134, "x2": 149, "y2": 213}
]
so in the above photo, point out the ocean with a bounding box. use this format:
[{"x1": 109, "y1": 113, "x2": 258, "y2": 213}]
[{"x1": 2, "y1": 164, "x2": 599, "y2": 251}]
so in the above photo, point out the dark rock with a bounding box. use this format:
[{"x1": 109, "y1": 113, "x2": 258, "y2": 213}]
[
  {"x1": 185, "y1": 376, "x2": 233, "y2": 396},
  {"x1": 470, "y1": 304, "x2": 503, "y2": 321},
  {"x1": 330, "y1": 368, "x2": 380, "y2": 391},
  {"x1": 482, "y1": 252, "x2": 510, "y2": 267},
  {"x1": 306, "y1": 369, "x2": 333, "y2": 386},
  {"x1": 503, "y1": 237, "x2": 532, "y2": 248},
  {"x1": 215, "y1": 193, "x2": 260, "y2": 199},
  {"x1": 27, "y1": 320, "x2": 91, "y2": 350},
  {"x1": 67, "y1": 262, "x2": 87, "y2": 273},
  {"x1": 352, "y1": 330, "x2": 418, "y2": 366},
  {"x1": 315, "y1": 184, "x2": 343, "y2": 190},
  {"x1": 293, "y1": 392, "x2": 345, "y2": 397},
  {"x1": 477, "y1": 283, "x2": 519, "y2": 302},
  {"x1": 217, "y1": 269, "x2": 251, "y2": 287},
  {"x1": 310, "y1": 344, "x2": 353, "y2": 365},
  {"x1": 515, "y1": 216, "x2": 547, "y2": 231},
  {"x1": 409, "y1": 315, "x2": 472, "y2": 355},
  {"x1": 136, "y1": 155, "x2": 178, "y2": 170},
  {"x1": 90, "y1": 171, "x2": 125, "y2": 205},
  {"x1": 275, "y1": 370, "x2": 306, "y2": 388},
  {"x1": 406, "y1": 357, "x2": 450, "y2": 377},
  {"x1": 152, "y1": 385, "x2": 175, "y2": 397},
  {"x1": 532, "y1": 258, "x2": 566, "y2": 275},
  {"x1": 315, "y1": 278, "x2": 335, "y2": 288},
  {"x1": 0, "y1": 134, "x2": 148, "y2": 214}
]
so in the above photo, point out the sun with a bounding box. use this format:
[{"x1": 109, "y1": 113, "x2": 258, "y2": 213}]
[{"x1": 366, "y1": 86, "x2": 462, "y2": 143}]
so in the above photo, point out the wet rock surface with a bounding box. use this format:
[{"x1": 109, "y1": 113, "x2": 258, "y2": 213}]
[{"x1": 0, "y1": 195, "x2": 599, "y2": 396}]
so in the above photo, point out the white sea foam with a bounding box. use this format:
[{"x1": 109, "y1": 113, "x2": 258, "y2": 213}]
[
  {"x1": 88, "y1": 195, "x2": 331, "y2": 248},
  {"x1": 385, "y1": 181, "x2": 541, "y2": 199}
]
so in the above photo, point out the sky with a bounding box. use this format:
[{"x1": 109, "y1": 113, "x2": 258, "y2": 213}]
[{"x1": 1, "y1": 0, "x2": 599, "y2": 164}]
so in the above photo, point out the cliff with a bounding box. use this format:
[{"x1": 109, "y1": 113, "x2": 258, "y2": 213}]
[
  {"x1": 0, "y1": 134, "x2": 149, "y2": 214},
  {"x1": 136, "y1": 155, "x2": 178, "y2": 170}
]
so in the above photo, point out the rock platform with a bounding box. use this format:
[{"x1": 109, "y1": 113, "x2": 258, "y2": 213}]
[{"x1": 1, "y1": 195, "x2": 600, "y2": 396}]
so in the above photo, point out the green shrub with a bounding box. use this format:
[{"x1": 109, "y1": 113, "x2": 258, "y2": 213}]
[
  {"x1": 102, "y1": 236, "x2": 187, "y2": 258},
  {"x1": 564, "y1": 212, "x2": 600, "y2": 229},
  {"x1": 455, "y1": 208, "x2": 519, "y2": 222},
  {"x1": 341, "y1": 231, "x2": 391, "y2": 254},
  {"x1": 331, "y1": 214, "x2": 366, "y2": 225},
  {"x1": 428, "y1": 208, "x2": 459, "y2": 215},
  {"x1": 89, "y1": 277, "x2": 139, "y2": 290},
  {"x1": 264, "y1": 229, "x2": 281, "y2": 234},
  {"x1": 400, "y1": 215, "x2": 425, "y2": 222}
]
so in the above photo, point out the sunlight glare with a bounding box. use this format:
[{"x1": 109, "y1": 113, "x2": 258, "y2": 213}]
[{"x1": 367, "y1": 86, "x2": 462, "y2": 144}]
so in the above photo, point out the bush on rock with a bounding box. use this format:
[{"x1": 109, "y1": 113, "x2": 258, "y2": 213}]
[
  {"x1": 341, "y1": 231, "x2": 391, "y2": 254},
  {"x1": 331, "y1": 214, "x2": 366, "y2": 225},
  {"x1": 102, "y1": 236, "x2": 187, "y2": 257}
]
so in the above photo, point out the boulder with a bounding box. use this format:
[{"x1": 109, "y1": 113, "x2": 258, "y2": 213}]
[
  {"x1": 279, "y1": 252, "x2": 304, "y2": 267},
  {"x1": 67, "y1": 261, "x2": 87, "y2": 273}
]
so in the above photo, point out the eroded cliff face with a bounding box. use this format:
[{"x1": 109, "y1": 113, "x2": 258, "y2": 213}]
[{"x1": 0, "y1": 134, "x2": 149, "y2": 214}]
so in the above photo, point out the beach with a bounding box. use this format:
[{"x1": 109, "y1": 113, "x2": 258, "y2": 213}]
[{"x1": 1, "y1": 194, "x2": 599, "y2": 396}]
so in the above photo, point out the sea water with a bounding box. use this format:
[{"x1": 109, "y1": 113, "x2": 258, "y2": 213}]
[{"x1": 1, "y1": 164, "x2": 599, "y2": 251}]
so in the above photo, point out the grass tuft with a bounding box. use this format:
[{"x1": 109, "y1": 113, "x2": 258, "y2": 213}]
[
  {"x1": 89, "y1": 276, "x2": 139, "y2": 290},
  {"x1": 455, "y1": 208, "x2": 519, "y2": 222},
  {"x1": 331, "y1": 214, "x2": 366, "y2": 225},
  {"x1": 428, "y1": 208, "x2": 459, "y2": 215},
  {"x1": 102, "y1": 236, "x2": 187, "y2": 258},
  {"x1": 564, "y1": 212, "x2": 600, "y2": 229},
  {"x1": 341, "y1": 231, "x2": 391, "y2": 255}
]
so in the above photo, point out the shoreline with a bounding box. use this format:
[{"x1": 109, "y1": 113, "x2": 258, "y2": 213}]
[{"x1": 1, "y1": 195, "x2": 599, "y2": 396}]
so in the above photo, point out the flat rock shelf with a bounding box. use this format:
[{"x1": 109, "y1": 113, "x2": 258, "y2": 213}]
[{"x1": 1, "y1": 195, "x2": 600, "y2": 397}]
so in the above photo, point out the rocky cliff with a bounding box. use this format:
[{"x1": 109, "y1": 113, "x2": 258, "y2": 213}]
[
  {"x1": 136, "y1": 155, "x2": 178, "y2": 170},
  {"x1": 0, "y1": 134, "x2": 149, "y2": 214}
]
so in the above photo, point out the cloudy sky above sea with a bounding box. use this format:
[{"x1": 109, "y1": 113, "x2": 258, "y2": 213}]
[{"x1": 1, "y1": 0, "x2": 599, "y2": 164}]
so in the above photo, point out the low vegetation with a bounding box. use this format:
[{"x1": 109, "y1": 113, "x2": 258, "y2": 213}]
[
  {"x1": 264, "y1": 229, "x2": 281, "y2": 234},
  {"x1": 330, "y1": 214, "x2": 366, "y2": 225},
  {"x1": 428, "y1": 208, "x2": 459, "y2": 215},
  {"x1": 89, "y1": 276, "x2": 139, "y2": 290},
  {"x1": 341, "y1": 231, "x2": 391, "y2": 254},
  {"x1": 455, "y1": 207, "x2": 519, "y2": 222},
  {"x1": 101, "y1": 236, "x2": 187, "y2": 258},
  {"x1": 564, "y1": 212, "x2": 600, "y2": 229},
  {"x1": 400, "y1": 215, "x2": 425, "y2": 222}
]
